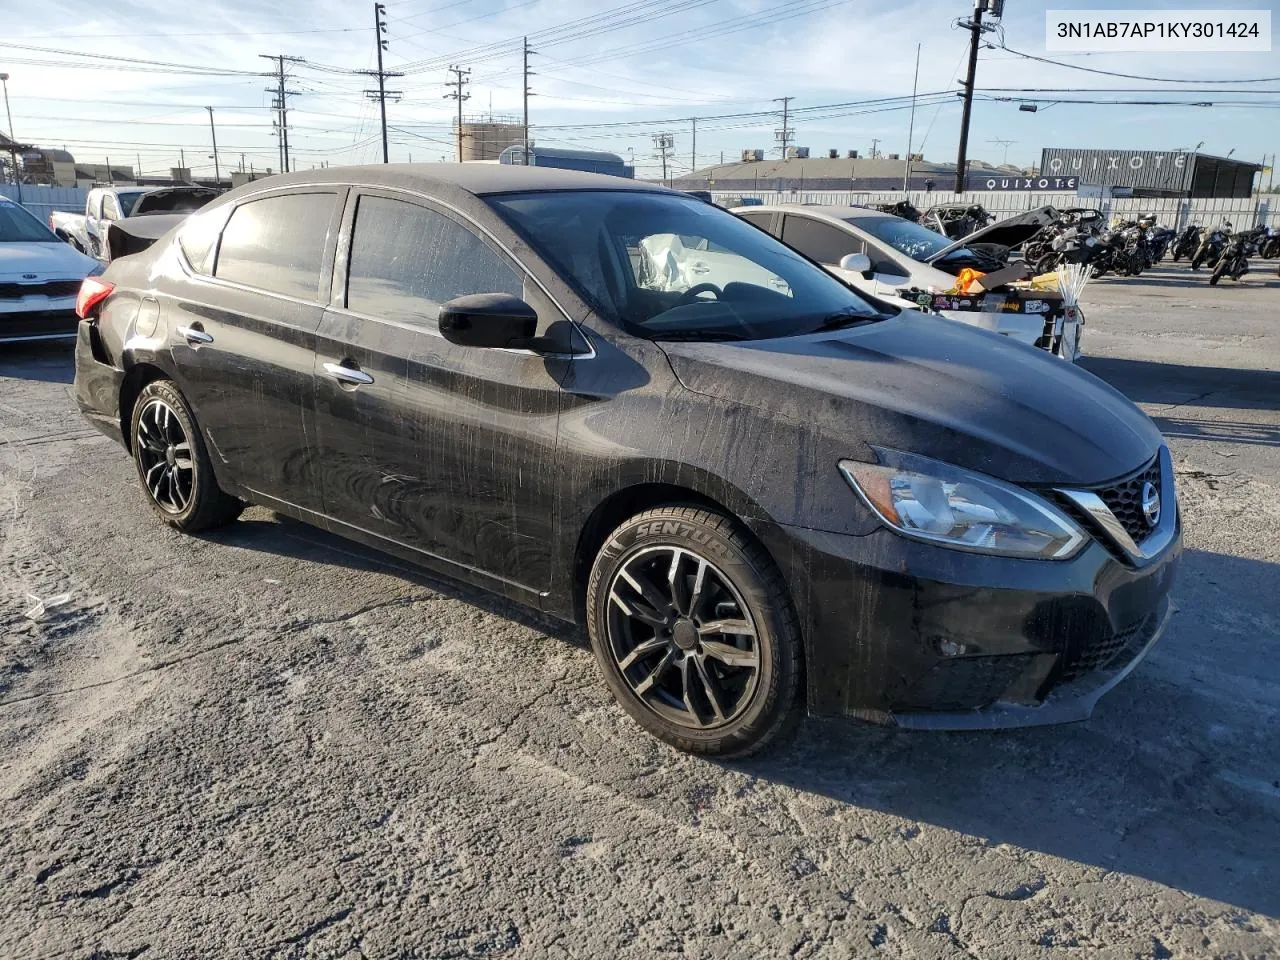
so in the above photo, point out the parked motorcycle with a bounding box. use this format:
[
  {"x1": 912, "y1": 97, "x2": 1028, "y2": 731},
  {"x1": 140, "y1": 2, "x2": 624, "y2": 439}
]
[
  {"x1": 1260, "y1": 226, "x2": 1280, "y2": 259},
  {"x1": 1191, "y1": 222, "x2": 1232, "y2": 270},
  {"x1": 1171, "y1": 224, "x2": 1201, "y2": 262},
  {"x1": 1145, "y1": 224, "x2": 1176, "y2": 265},
  {"x1": 1209, "y1": 231, "x2": 1250, "y2": 284}
]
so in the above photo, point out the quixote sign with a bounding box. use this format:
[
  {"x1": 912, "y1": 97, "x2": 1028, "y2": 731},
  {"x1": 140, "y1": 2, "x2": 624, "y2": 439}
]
[
  {"x1": 979, "y1": 175, "x2": 1080, "y2": 191},
  {"x1": 1039, "y1": 148, "x2": 1194, "y2": 191}
]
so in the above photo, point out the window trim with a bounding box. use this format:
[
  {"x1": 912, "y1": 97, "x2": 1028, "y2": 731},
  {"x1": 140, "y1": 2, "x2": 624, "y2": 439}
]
[
  {"x1": 185, "y1": 186, "x2": 348, "y2": 305},
  {"x1": 327, "y1": 185, "x2": 592, "y2": 359}
]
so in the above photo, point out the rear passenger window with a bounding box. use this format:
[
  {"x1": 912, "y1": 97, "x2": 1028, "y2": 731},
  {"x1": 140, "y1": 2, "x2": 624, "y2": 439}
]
[
  {"x1": 781, "y1": 215, "x2": 862, "y2": 265},
  {"x1": 346, "y1": 195, "x2": 522, "y2": 325},
  {"x1": 214, "y1": 192, "x2": 338, "y2": 300},
  {"x1": 177, "y1": 209, "x2": 224, "y2": 276}
]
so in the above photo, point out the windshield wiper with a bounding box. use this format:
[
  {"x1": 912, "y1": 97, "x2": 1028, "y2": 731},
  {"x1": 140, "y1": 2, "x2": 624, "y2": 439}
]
[
  {"x1": 810, "y1": 310, "x2": 880, "y2": 333},
  {"x1": 649, "y1": 330, "x2": 751, "y2": 342}
]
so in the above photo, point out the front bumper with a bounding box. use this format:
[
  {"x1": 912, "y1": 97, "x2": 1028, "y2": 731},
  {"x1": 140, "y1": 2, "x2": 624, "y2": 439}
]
[
  {"x1": 753, "y1": 515, "x2": 1181, "y2": 729},
  {"x1": 0, "y1": 297, "x2": 79, "y2": 343}
]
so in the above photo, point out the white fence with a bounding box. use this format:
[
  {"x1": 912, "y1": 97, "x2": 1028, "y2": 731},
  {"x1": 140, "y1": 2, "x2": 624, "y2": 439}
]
[
  {"x1": 1, "y1": 184, "x2": 90, "y2": 228},
  {"x1": 715, "y1": 189, "x2": 1277, "y2": 229}
]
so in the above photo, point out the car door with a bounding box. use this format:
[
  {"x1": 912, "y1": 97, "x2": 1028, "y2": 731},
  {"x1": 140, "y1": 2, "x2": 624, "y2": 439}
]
[
  {"x1": 311, "y1": 189, "x2": 567, "y2": 596},
  {"x1": 165, "y1": 188, "x2": 345, "y2": 515}
]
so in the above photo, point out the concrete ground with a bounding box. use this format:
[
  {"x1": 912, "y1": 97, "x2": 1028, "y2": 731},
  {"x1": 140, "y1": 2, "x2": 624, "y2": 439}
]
[{"x1": 2, "y1": 260, "x2": 1278, "y2": 959}]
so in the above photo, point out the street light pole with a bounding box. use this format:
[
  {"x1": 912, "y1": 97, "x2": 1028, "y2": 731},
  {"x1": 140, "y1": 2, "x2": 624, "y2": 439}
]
[
  {"x1": 206, "y1": 106, "x2": 221, "y2": 184},
  {"x1": 0, "y1": 73, "x2": 21, "y2": 202}
]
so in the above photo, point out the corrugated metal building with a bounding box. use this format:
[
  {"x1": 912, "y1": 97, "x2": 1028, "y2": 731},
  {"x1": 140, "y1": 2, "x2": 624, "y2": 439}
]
[
  {"x1": 671, "y1": 155, "x2": 1017, "y2": 193},
  {"x1": 1039, "y1": 148, "x2": 1262, "y2": 198}
]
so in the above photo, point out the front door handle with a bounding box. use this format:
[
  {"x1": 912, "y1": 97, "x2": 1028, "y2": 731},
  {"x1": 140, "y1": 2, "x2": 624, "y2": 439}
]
[
  {"x1": 177, "y1": 325, "x2": 214, "y2": 345},
  {"x1": 323, "y1": 361, "x2": 374, "y2": 386}
]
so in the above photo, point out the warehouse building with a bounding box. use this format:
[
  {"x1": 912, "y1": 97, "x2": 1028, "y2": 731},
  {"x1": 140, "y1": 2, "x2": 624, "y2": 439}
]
[
  {"x1": 1039, "y1": 148, "x2": 1262, "y2": 199},
  {"x1": 672, "y1": 150, "x2": 1023, "y2": 193}
]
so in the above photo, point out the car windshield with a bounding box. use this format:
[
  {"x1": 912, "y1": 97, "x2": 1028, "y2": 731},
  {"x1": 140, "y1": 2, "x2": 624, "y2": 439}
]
[
  {"x1": 850, "y1": 215, "x2": 975, "y2": 264},
  {"x1": 487, "y1": 190, "x2": 884, "y2": 341},
  {"x1": 117, "y1": 191, "x2": 149, "y2": 217},
  {"x1": 0, "y1": 201, "x2": 59, "y2": 242}
]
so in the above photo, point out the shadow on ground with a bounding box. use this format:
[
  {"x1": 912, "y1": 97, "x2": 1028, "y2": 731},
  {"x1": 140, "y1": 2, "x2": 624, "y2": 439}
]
[
  {"x1": 210, "y1": 511, "x2": 1280, "y2": 917},
  {"x1": 0, "y1": 343, "x2": 75, "y2": 385},
  {"x1": 1081, "y1": 355, "x2": 1280, "y2": 411}
]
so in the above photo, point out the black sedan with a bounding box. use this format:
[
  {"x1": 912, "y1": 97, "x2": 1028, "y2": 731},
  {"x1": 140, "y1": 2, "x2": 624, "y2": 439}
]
[{"x1": 72, "y1": 165, "x2": 1180, "y2": 756}]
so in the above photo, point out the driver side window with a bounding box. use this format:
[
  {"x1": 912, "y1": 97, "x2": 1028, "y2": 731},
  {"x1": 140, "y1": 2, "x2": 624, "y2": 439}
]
[{"x1": 102, "y1": 195, "x2": 121, "y2": 221}]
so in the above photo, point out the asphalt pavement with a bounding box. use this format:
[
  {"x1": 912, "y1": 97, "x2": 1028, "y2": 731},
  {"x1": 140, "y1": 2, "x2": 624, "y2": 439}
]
[{"x1": 2, "y1": 261, "x2": 1278, "y2": 959}]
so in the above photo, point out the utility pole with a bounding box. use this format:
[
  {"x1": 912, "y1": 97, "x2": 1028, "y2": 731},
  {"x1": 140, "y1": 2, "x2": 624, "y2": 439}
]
[
  {"x1": 359, "y1": 3, "x2": 403, "y2": 163},
  {"x1": 652, "y1": 132, "x2": 674, "y2": 185},
  {"x1": 690, "y1": 117, "x2": 697, "y2": 174},
  {"x1": 904, "y1": 42, "x2": 921, "y2": 191},
  {"x1": 773, "y1": 96, "x2": 794, "y2": 158},
  {"x1": 260, "y1": 53, "x2": 303, "y2": 173},
  {"x1": 0, "y1": 72, "x2": 22, "y2": 201},
  {"x1": 522, "y1": 37, "x2": 535, "y2": 164},
  {"x1": 870, "y1": 138, "x2": 881, "y2": 159},
  {"x1": 106, "y1": 156, "x2": 113, "y2": 185},
  {"x1": 179, "y1": 147, "x2": 185, "y2": 178},
  {"x1": 987, "y1": 137, "x2": 1017, "y2": 166},
  {"x1": 136, "y1": 152, "x2": 142, "y2": 180},
  {"x1": 444, "y1": 66, "x2": 471, "y2": 162},
  {"x1": 206, "y1": 106, "x2": 220, "y2": 183},
  {"x1": 954, "y1": 0, "x2": 1002, "y2": 193}
]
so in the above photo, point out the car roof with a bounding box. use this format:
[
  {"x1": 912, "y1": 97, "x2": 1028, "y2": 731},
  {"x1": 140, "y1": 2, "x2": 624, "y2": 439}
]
[{"x1": 241, "y1": 162, "x2": 668, "y2": 198}]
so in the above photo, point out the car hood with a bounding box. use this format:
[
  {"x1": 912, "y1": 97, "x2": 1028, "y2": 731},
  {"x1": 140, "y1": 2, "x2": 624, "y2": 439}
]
[
  {"x1": 0, "y1": 241, "x2": 99, "y2": 279},
  {"x1": 660, "y1": 313, "x2": 1162, "y2": 486},
  {"x1": 926, "y1": 206, "x2": 1061, "y2": 264}
]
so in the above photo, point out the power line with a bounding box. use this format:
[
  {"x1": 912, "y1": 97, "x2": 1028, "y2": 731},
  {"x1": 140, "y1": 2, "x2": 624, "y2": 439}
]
[
  {"x1": 993, "y1": 43, "x2": 1280, "y2": 84},
  {"x1": 0, "y1": 41, "x2": 266, "y2": 76}
]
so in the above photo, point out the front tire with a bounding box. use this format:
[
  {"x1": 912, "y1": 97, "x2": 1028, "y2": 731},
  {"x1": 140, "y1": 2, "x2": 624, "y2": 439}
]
[
  {"x1": 586, "y1": 506, "x2": 802, "y2": 757},
  {"x1": 129, "y1": 380, "x2": 243, "y2": 532}
]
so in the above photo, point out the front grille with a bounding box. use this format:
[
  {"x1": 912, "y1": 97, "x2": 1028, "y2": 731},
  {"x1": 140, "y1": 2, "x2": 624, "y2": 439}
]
[
  {"x1": 1057, "y1": 614, "x2": 1153, "y2": 682},
  {"x1": 0, "y1": 280, "x2": 82, "y2": 300},
  {"x1": 1097, "y1": 458, "x2": 1161, "y2": 542}
]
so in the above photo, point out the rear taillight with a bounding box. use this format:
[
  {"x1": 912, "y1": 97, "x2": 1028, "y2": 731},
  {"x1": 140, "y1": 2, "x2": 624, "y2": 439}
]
[
  {"x1": 48, "y1": 215, "x2": 56, "y2": 231},
  {"x1": 75, "y1": 277, "x2": 115, "y2": 319}
]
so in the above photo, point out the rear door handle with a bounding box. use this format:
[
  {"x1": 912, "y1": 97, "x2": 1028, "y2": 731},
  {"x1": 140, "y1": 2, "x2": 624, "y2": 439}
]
[
  {"x1": 177, "y1": 326, "x2": 214, "y2": 345},
  {"x1": 323, "y1": 362, "x2": 374, "y2": 386}
]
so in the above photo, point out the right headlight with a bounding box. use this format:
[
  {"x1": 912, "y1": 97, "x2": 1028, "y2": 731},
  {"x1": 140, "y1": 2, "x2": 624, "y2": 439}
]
[{"x1": 839, "y1": 449, "x2": 1086, "y2": 560}]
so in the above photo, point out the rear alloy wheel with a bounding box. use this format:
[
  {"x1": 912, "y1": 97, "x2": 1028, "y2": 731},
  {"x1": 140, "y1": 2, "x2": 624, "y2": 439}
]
[
  {"x1": 586, "y1": 506, "x2": 802, "y2": 757},
  {"x1": 130, "y1": 380, "x2": 243, "y2": 532}
]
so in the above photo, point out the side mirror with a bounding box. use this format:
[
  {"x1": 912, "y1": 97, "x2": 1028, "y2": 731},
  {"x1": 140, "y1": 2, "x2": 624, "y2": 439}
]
[
  {"x1": 838, "y1": 253, "x2": 872, "y2": 275},
  {"x1": 438, "y1": 293, "x2": 547, "y2": 350}
]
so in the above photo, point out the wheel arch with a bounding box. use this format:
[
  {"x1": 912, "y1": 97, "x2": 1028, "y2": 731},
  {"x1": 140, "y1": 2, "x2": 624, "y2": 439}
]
[
  {"x1": 117, "y1": 361, "x2": 175, "y2": 453},
  {"x1": 566, "y1": 468, "x2": 781, "y2": 629}
]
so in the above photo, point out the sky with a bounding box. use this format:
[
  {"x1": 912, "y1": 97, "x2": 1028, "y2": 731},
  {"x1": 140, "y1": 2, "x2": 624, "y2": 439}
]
[{"x1": 1, "y1": 0, "x2": 1278, "y2": 180}]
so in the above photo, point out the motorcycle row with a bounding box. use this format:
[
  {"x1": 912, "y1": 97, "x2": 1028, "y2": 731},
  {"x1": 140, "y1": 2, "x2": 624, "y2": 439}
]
[{"x1": 1025, "y1": 213, "x2": 1280, "y2": 285}]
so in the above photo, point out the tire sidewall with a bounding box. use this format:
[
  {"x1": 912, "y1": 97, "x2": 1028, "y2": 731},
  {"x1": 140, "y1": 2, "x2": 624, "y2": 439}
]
[{"x1": 587, "y1": 510, "x2": 790, "y2": 753}]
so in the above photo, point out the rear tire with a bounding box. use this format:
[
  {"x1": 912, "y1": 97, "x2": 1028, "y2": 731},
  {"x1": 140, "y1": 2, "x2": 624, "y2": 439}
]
[
  {"x1": 586, "y1": 506, "x2": 802, "y2": 757},
  {"x1": 129, "y1": 380, "x2": 244, "y2": 533}
]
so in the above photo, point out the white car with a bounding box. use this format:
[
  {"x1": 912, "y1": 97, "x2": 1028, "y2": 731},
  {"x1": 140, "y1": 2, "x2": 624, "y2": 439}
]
[
  {"x1": 1, "y1": 195, "x2": 102, "y2": 343},
  {"x1": 735, "y1": 204, "x2": 1082, "y2": 361}
]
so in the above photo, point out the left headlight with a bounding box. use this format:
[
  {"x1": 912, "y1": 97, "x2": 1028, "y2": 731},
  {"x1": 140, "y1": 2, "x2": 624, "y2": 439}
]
[{"x1": 839, "y1": 449, "x2": 1086, "y2": 560}]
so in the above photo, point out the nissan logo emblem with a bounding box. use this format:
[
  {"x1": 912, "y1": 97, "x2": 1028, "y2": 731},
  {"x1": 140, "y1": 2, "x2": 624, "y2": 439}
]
[
  {"x1": 22, "y1": 273, "x2": 38, "y2": 280},
  {"x1": 1141, "y1": 481, "x2": 1161, "y2": 528}
]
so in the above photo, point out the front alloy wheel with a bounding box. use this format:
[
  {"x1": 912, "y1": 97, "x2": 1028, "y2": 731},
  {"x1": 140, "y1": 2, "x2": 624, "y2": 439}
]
[
  {"x1": 607, "y1": 545, "x2": 761, "y2": 730},
  {"x1": 586, "y1": 506, "x2": 802, "y2": 757}
]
